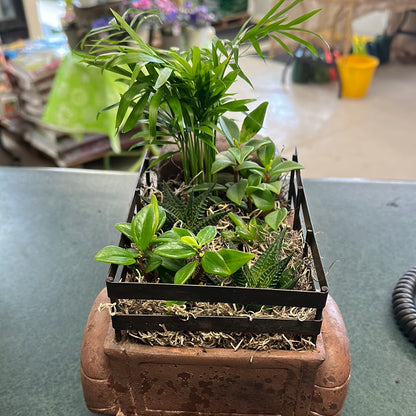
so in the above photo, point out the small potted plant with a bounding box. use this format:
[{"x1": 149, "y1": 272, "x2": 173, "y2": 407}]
[
  {"x1": 180, "y1": 1, "x2": 215, "y2": 49},
  {"x1": 79, "y1": 1, "x2": 350, "y2": 415}
]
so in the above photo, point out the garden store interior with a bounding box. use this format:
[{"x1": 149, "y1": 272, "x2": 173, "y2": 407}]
[
  {"x1": 0, "y1": 0, "x2": 415, "y2": 180},
  {"x1": 1, "y1": 2, "x2": 415, "y2": 416}
]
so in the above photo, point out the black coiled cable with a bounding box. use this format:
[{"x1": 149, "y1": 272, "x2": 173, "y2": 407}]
[{"x1": 392, "y1": 267, "x2": 416, "y2": 346}]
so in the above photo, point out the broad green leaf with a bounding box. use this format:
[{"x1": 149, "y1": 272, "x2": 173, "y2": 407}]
[
  {"x1": 94, "y1": 245, "x2": 137, "y2": 265},
  {"x1": 114, "y1": 222, "x2": 134, "y2": 241},
  {"x1": 246, "y1": 138, "x2": 270, "y2": 153},
  {"x1": 181, "y1": 236, "x2": 200, "y2": 249},
  {"x1": 246, "y1": 183, "x2": 267, "y2": 195},
  {"x1": 161, "y1": 256, "x2": 184, "y2": 271},
  {"x1": 257, "y1": 139, "x2": 276, "y2": 168},
  {"x1": 174, "y1": 260, "x2": 198, "y2": 284},
  {"x1": 211, "y1": 158, "x2": 234, "y2": 174},
  {"x1": 218, "y1": 249, "x2": 254, "y2": 274},
  {"x1": 145, "y1": 253, "x2": 163, "y2": 272},
  {"x1": 240, "y1": 102, "x2": 268, "y2": 143},
  {"x1": 270, "y1": 160, "x2": 304, "y2": 176},
  {"x1": 228, "y1": 147, "x2": 243, "y2": 164},
  {"x1": 197, "y1": 226, "x2": 216, "y2": 246},
  {"x1": 247, "y1": 173, "x2": 262, "y2": 187},
  {"x1": 150, "y1": 195, "x2": 159, "y2": 232},
  {"x1": 156, "y1": 206, "x2": 167, "y2": 231},
  {"x1": 265, "y1": 181, "x2": 283, "y2": 194},
  {"x1": 153, "y1": 229, "x2": 181, "y2": 243},
  {"x1": 201, "y1": 251, "x2": 230, "y2": 277},
  {"x1": 172, "y1": 228, "x2": 194, "y2": 238},
  {"x1": 132, "y1": 204, "x2": 156, "y2": 251},
  {"x1": 240, "y1": 145, "x2": 255, "y2": 161},
  {"x1": 154, "y1": 242, "x2": 196, "y2": 259},
  {"x1": 219, "y1": 116, "x2": 240, "y2": 146},
  {"x1": 265, "y1": 208, "x2": 288, "y2": 230},
  {"x1": 250, "y1": 189, "x2": 275, "y2": 211},
  {"x1": 236, "y1": 160, "x2": 263, "y2": 172},
  {"x1": 226, "y1": 179, "x2": 248, "y2": 206}
]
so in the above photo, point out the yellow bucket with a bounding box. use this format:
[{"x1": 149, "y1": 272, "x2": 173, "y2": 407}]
[{"x1": 336, "y1": 55, "x2": 379, "y2": 98}]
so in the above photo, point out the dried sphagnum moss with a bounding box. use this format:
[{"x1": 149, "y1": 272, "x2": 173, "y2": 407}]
[{"x1": 105, "y1": 180, "x2": 318, "y2": 351}]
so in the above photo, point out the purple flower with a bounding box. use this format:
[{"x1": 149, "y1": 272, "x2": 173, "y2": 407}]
[
  {"x1": 181, "y1": 3, "x2": 212, "y2": 26},
  {"x1": 91, "y1": 16, "x2": 112, "y2": 29}
]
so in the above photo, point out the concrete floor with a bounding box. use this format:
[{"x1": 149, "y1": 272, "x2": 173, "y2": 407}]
[{"x1": 230, "y1": 55, "x2": 416, "y2": 181}]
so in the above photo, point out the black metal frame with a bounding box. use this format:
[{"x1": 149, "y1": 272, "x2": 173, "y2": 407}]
[{"x1": 106, "y1": 153, "x2": 328, "y2": 342}]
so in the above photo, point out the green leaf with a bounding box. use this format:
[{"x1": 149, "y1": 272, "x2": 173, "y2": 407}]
[
  {"x1": 154, "y1": 242, "x2": 196, "y2": 259},
  {"x1": 174, "y1": 260, "x2": 198, "y2": 284},
  {"x1": 145, "y1": 253, "x2": 163, "y2": 272},
  {"x1": 257, "y1": 139, "x2": 276, "y2": 167},
  {"x1": 270, "y1": 160, "x2": 304, "y2": 176},
  {"x1": 228, "y1": 212, "x2": 246, "y2": 228},
  {"x1": 219, "y1": 116, "x2": 240, "y2": 146},
  {"x1": 154, "y1": 67, "x2": 172, "y2": 89},
  {"x1": 228, "y1": 147, "x2": 243, "y2": 164},
  {"x1": 172, "y1": 228, "x2": 194, "y2": 238},
  {"x1": 247, "y1": 173, "x2": 262, "y2": 187},
  {"x1": 122, "y1": 91, "x2": 150, "y2": 132},
  {"x1": 265, "y1": 208, "x2": 288, "y2": 230},
  {"x1": 153, "y1": 229, "x2": 181, "y2": 243},
  {"x1": 211, "y1": 158, "x2": 234, "y2": 174},
  {"x1": 197, "y1": 226, "x2": 216, "y2": 246},
  {"x1": 201, "y1": 251, "x2": 230, "y2": 277},
  {"x1": 218, "y1": 249, "x2": 254, "y2": 274},
  {"x1": 114, "y1": 222, "x2": 134, "y2": 241},
  {"x1": 250, "y1": 189, "x2": 275, "y2": 211},
  {"x1": 265, "y1": 181, "x2": 283, "y2": 194},
  {"x1": 181, "y1": 236, "x2": 200, "y2": 249},
  {"x1": 226, "y1": 179, "x2": 248, "y2": 206},
  {"x1": 240, "y1": 145, "x2": 255, "y2": 161},
  {"x1": 161, "y1": 256, "x2": 184, "y2": 272},
  {"x1": 236, "y1": 226, "x2": 254, "y2": 241},
  {"x1": 240, "y1": 102, "x2": 268, "y2": 143},
  {"x1": 94, "y1": 245, "x2": 137, "y2": 265},
  {"x1": 236, "y1": 160, "x2": 263, "y2": 172},
  {"x1": 156, "y1": 206, "x2": 167, "y2": 232},
  {"x1": 148, "y1": 89, "x2": 163, "y2": 139},
  {"x1": 131, "y1": 204, "x2": 156, "y2": 251}
]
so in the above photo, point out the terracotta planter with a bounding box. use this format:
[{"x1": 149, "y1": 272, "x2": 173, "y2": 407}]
[{"x1": 81, "y1": 290, "x2": 350, "y2": 416}]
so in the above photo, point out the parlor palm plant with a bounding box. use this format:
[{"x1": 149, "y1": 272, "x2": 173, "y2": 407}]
[{"x1": 79, "y1": 0, "x2": 324, "y2": 184}]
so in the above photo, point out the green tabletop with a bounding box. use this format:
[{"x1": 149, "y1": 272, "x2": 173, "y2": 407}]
[{"x1": 0, "y1": 168, "x2": 415, "y2": 416}]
